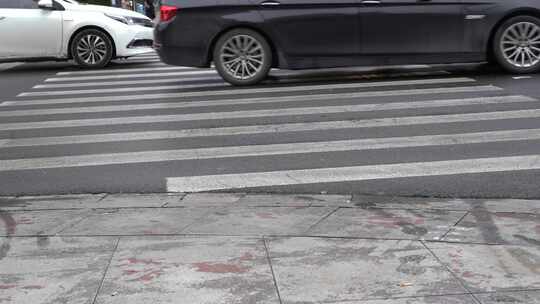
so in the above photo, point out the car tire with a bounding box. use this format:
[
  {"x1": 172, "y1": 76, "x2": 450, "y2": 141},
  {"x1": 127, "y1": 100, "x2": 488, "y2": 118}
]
[
  {"x1": 213, "y1": 29, "x2": 272, "y2": 86},
  {"x1": 71, "y1": 29, "x2": 114, "y2": 69},
  {"x1": 493, "y1": 16, "x2": 540, "y2": 74}
]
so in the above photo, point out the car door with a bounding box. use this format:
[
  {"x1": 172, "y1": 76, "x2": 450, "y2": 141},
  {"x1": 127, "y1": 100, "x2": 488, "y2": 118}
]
[
  {"x1": 254, "y1": 0, "x2": 359, "y2": 61},
  {"x1": 0, "y1": 0, "x2": 62, "y2": 59},
  {"x1": 358, "y1": 0, "x2": 465, "y2": 56}
]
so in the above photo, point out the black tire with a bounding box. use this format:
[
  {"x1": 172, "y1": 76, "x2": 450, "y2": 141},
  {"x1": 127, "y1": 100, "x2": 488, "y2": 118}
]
[
  {"x1": 213, "y1": 28, "x2": 272, "y2": 86},
  {"x1": 493, "y1": 16, "x2": 540, "y2": 74},
  {"x1": 71, "y1": 29, "x2": 114, "y2": 69}
]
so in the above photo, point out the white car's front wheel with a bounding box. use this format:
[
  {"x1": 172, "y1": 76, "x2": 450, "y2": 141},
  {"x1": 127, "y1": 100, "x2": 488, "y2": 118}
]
[{"x1": 71, "y1": 29, "x2": 113, "y2": 68}]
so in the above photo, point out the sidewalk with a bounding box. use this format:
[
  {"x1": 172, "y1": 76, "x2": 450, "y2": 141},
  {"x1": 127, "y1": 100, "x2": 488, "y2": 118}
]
[{"x1": 1, "y1": 193, "x2": 539, "y2": 304}]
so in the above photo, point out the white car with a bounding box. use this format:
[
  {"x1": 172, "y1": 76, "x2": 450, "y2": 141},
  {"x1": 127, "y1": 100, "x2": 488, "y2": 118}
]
[{"x1": 0, "y1": 0, "x2": 154, "y2": 68}]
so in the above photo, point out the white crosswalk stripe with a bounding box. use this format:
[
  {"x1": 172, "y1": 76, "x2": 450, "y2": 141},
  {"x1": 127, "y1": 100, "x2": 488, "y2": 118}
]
[
  {"x1": 20, "y1": 77, "x2": 475, "y2": 97},
  {"x1": 1, "y1": 85, "x2": 500, "y2": 107},
  {"x1": 2, "y1": 129, "x2": 540, "y2": 172},
  {"x1": 0, "y1": 95, "x2": 531, "y2": 131},
  {"x1": 2, "y1": 107, "x2": 540, "y2": 148},
  {"x1": 2, "y1": 61, "x2": 540, "y2": 195},
  {"x1": 166, "y1": 155, "x2": 540, "y2": 192}
]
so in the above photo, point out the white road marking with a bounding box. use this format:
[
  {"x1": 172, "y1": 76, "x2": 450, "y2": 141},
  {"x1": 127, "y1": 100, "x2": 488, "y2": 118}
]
[
  {"x1": 166, "y1": 155, "x2": 540, "y2": 192},
  {"x1": 2, "y1": 85, "x2": 497, "y2": 107},
  {"x1": 0, "y1": 62, "x2": 23, "y2": 72},
  {"x1": 1, "y1": 94, "x2": 526, "y2": 118},
  {"x1": 20, "y1": 77, "x2": 475, "y2": 97},
  {"x1": 0, "y1": 95, "x2": 528, "y2": 131},
  {"x1": 55, "y1": 66, "x2": 194, "y2": 76},
  {"x1": 2, "y1": 129, "x2": 540, "y2": 172},
  {"x1": 45, "y1": 70, "x2": 218, "y2": 82},
  {"x1": 3, "y1": 108, "x2": 540, "y2": 148},
  {"x1": 33, "y1": 76, "x2": 225, "y2": 89}
]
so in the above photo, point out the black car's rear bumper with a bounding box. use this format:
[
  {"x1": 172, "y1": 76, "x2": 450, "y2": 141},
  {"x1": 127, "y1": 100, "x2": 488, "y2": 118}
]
[{"x1": 154, "y1": 21, "x2": 211, "y2": 68}]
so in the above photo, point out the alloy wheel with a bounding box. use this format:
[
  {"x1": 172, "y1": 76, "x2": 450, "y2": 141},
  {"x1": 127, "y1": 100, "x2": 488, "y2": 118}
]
[
  {"x1": 76, "y1": 34, "x2": 108, "y2": 65},
  {"x1": 500, "y1": 21, "x2": 540, "y2": 68},
  {"x1": 219, "y1": 34, "x2": 265, "y2": 80}
]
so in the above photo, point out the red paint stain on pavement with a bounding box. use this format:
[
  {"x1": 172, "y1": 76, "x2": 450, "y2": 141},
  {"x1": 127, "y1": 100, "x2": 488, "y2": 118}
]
[
  {"x1": 0, "y1": 213, "x2": 17, "y2": 235},
  {"x1": 0, "y1": 284, "x2": 17, "y2": 290},
  {"x1": 122, "y1": 257, "x2": 162, "y2": 266},
  {"x1": 16, "y1": 217, "x2": 33, "y2": 225},
  {"x1": 138, "y1": 270, "x2": 164, "y2": 282},
  {"x1": 122, "y1": 269, "x2": 141, "y2": 275},
  {"x1": 238, "y1": 252, "x2": 254, "y2": 261},
  {"x1": 255, "y1": 212, "x2": 276, "y2": 219},
  {"x1": 21, "y1": 285, "x2": 44, "y2": 290},
  {"x1": 462, "y1": 271, "x2": 476, "y2": 278},
  {"x1": 192, "y1": 262, "x2": 249, "y2": 274}
]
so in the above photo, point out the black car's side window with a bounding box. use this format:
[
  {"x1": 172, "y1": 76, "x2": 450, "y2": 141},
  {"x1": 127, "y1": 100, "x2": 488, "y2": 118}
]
[
  {"x1": 19, "y1": 0, "x2": 40, "y2": 9},
  {"x1": 0, "y1": 0, "x2": 21, "y2": 8}
]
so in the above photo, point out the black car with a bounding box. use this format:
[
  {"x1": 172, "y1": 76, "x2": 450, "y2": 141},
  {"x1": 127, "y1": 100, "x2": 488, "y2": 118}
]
[{"x1": 154, "y1": 0, "x2": 540, "y2": 85}]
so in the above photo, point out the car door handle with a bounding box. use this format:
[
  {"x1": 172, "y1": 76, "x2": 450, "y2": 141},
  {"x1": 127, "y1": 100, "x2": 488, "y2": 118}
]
[
  {"x1": 361, "y1": 0, "x2": 381, "y2": 3},
  {"x1": 260, "y1": 0, "x2": 281, "y2": 6},
  {"x1": 0, "y1": 16, "x2": 6, "y2": 21}
]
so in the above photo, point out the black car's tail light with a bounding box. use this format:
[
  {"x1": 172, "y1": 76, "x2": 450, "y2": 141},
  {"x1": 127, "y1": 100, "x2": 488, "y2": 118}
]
[{"x1": 160, "y1": 5, "x2": 178, "y2": 22}]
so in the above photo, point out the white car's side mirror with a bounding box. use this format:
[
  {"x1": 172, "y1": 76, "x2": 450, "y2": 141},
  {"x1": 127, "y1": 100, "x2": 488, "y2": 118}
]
[{"x1": 37, "y1": 0, "x2": 54, "y2": 9}]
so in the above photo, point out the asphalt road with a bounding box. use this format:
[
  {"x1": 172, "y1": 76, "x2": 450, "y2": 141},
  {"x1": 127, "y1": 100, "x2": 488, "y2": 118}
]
[{"x1": 1, "y1": 55, "x2": 539, "y2": 198}]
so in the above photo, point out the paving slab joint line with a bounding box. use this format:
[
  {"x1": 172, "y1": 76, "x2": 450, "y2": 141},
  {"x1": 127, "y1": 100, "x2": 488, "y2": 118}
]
[
  {"x1": 92, "y1": 237, "x2": 120, "y2": 304},
  {"x1": 419, "y1": 240, "x2": 483, "y2": 304},
  {"x1": 263, "y1": 237, "x2": 283, "y2": 304},
  {"x1": 305, "y1": 206, "x2": 341, "y2": 233},
  {"x1": 161, "y1": 192, "x2": 187, "y2": 207},
  {"x1": 54, "y1": 210, "x2": 97, "y2": 235},
  {"x1": 439, "y1": 211, "x2": 471, "y2": 241}
]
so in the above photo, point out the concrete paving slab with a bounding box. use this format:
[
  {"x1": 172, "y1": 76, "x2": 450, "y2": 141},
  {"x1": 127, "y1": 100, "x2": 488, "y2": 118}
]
[
  {"x1": 0, "y1": 210, "x2": 91, "y2": 236},
  {"x1": 96, "y1": 236, "x2": 278, "y2": 304},
  {"x1": 98, "y1": 193, "x2": 185, "y2": 208},
  {"x1": 166, "y1": 193, "x2": 245, "y2": 207},
  {"x1": 360, "y1": 295, "x2": 478, "y2": 303},
  {"x1": 267, "y1": 237, "x2": 467, "y2": 303},
  {"x1": 60, "y1": 208, "x2": 209, "y2": 236},
  {"x1": 443, "y1": 212, "x2": 540, "y2": 245},
  {"x1": 476, "y1": 290, "x2": 540, "y2": 303},
  {"x1": 0, "y1": 194, "x2": 105, "y2": 211},
  {"x1": 236, "y1": 194, "x2": 352, "y2": 207},
  {"x1": 0, "y1": 236, "x2": 117, "y2": 304},
  {"x1": 184, "y1": 206, "x2": 334, "y2": 236},
  {"x1": 352, "y1": 195, "x2": 473, "y2": 211},
  {"x1": 353, "y1": 196, "x2": 540, "y2": 215},
  {"x1": 426, "y1": 243, "x2": 540, "y2": 293},
  {"x1": 309, "y1": 208, "x2": 466, "y2": 240}
]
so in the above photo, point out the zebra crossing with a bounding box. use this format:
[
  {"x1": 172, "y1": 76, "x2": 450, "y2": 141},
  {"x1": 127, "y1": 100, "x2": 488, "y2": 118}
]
[{"x1": 1, "y1": 52, "x2": 539, "y2": 195}]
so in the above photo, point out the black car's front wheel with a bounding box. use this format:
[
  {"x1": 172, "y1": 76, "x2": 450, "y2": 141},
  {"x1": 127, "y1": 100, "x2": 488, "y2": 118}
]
[
  {"x1": 493, "y1": 16, "x2": 540, "y2": 74},
  {"x1": 213, "y1": 29, "x2": 272, "y2": 86},
  {"x1": 71, "y1": 29, "x2": 114, "y2": 69}
]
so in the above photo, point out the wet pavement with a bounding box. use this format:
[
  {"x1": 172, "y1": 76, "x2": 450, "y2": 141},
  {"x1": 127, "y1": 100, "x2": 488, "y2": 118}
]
[{"x1": 1, "y1": 193, "x2": 539, "y2": 303}]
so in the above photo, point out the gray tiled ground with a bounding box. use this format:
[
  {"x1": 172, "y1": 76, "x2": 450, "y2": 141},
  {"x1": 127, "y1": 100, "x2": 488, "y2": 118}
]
[
  {"x1": 309, "y1": 208, "x2": 467, "y2": 240},
  {"x1": 0, "y1": 194, "x2": 105, "y2": 211},
  {"x1": 236, "y1": 194, "x2": 352, "y2": 207},
  {"x1": 267, "y1": 237, "x2": 467, "y2": 303},
  {"x1": 360, "y1": 295, "x2": 478, "y2": 303},
  {"x1": 165, "y1": 193, "x2": 245, "y2": 207},
  {"x1": 184, "y1": 206, "x2": 334, "y2": 236},
  {"x1": 0, "y1": 236, "x2": 117, "y2": 304},
  {"x1": 97, "y1": 193, "x2": 186, "y2": 208},
  {"x1": 426, "y1": 243, "x2": 540, "y2": 293},
  {"x1": 443, "y1": 212, "x2": 540, "y2": 245},
  {"x1": 476, "y1": 291, "x2": 540, "y2": 303},
  {"x1": 0, "y1": 210, "x2": 91, "y2": 236},
  {"x1": 352, "y1": 196, "x2": 540, "y2": 214},
  {"x1": 96, "y1": 236, "x2": 278, "y2": 304},
  {"x1": 60, "y1": 208, "x2": 209, "y2": 236}
]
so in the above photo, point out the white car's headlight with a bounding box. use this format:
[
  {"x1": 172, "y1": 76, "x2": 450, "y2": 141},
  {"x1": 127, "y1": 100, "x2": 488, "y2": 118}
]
[{"x1": 105, "y1": 13, "x2": 135, "y2": 25}]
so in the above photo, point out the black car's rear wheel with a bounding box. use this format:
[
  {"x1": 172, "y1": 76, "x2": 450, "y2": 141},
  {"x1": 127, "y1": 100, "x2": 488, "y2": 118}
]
[
  {"x1": 493, "y1": 16, "x2": 540, "y2": 74},
  {"x1": 213, "y1": 29, "x2": 272, "y2": 86},
  {"x1": 71, "y1": 29, "x2": 113, "y2": 69}
]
